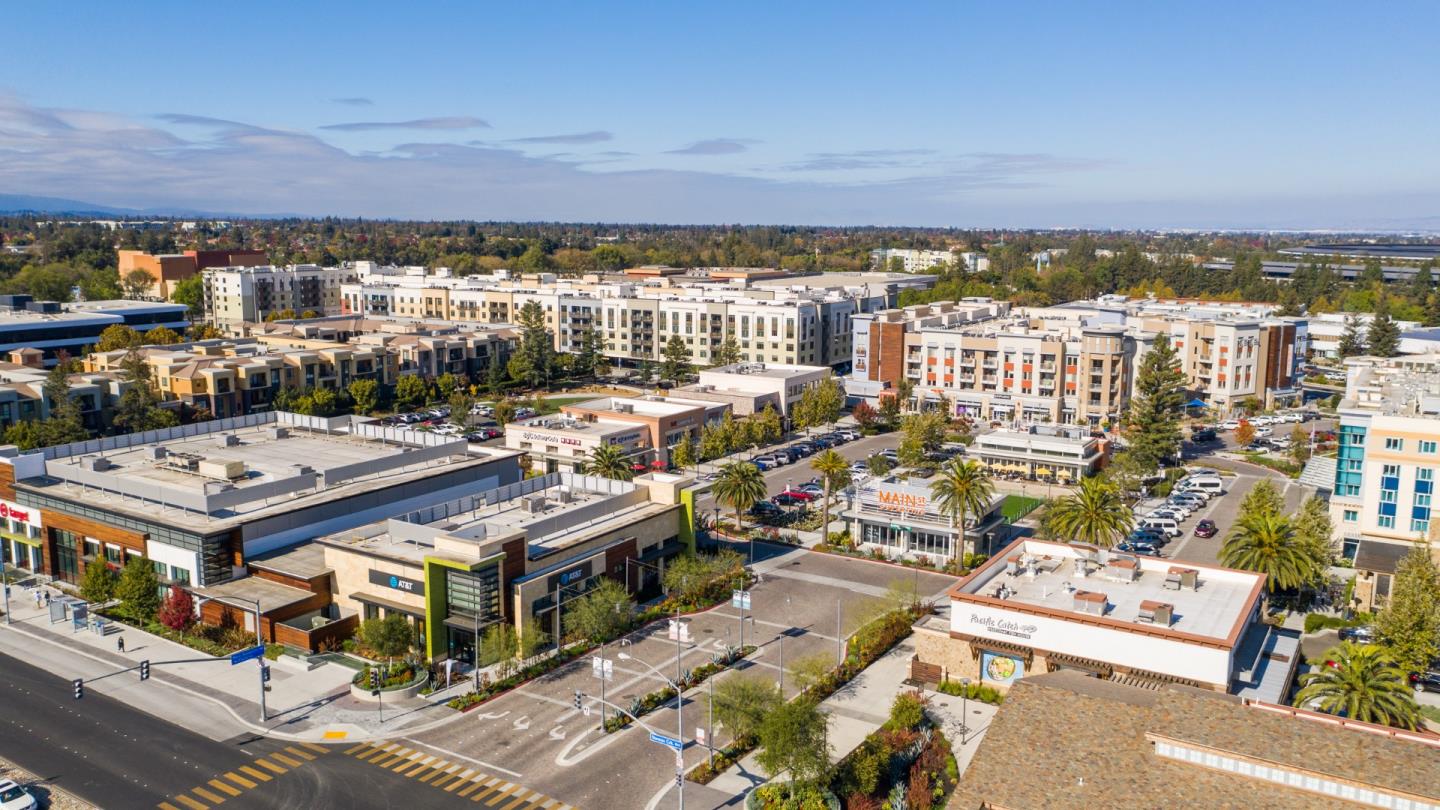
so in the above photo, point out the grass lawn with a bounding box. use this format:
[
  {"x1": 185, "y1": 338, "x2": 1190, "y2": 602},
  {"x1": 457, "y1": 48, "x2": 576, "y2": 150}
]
[{"x1": 1000, "y1": 494, "x2": 1045, "y2": 522}]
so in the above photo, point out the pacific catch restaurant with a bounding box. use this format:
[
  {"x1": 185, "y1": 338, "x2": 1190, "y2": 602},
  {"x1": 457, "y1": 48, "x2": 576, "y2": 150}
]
[{"x1": 843, "y1": 474, "x2": 1006, "y2": 562}]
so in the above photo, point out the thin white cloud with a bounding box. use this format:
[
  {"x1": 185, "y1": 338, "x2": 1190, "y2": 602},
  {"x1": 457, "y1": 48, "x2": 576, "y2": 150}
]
[
  {"x1": 665, "y1": 138, "x2": 755, "y2": 156},
  {"x1": 508, "y1": 130, "x2": 613, "y2": 145},
  {"x1": 319, "y1": 116, "x2": 490, "y2": 132},
  {"x1": 331, "y1": 97, "x2": 374, "y2": 106}
]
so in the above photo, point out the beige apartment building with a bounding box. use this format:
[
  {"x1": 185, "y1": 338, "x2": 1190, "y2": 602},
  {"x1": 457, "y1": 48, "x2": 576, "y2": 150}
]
[{"x1": 203, "y1": 264, "x2": 357, "y2": 332}]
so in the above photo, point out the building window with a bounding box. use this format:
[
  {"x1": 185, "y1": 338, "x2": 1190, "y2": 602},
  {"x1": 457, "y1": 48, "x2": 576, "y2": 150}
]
[
  {"x1": 1343, "y1": 509, "x2": 1358, "y2": 523},
  {"x1": 1422, "y1": 440, "x2": 1438, "y2": 454},
  {"x1": 1384, "y1": 437, "x2": 1403, "y2": 451},
  {"x1": 1412, "y1": 519, "x2": 1430, "y2": 534},
  {"x1": 1378, "y1": 515, "x2": 1395, "y2": 528}
]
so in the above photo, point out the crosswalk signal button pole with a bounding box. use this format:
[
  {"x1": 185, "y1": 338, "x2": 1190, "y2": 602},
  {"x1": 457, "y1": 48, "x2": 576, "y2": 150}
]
[{"x1": 72, "y1": 678, "x2": 83, "y2": 700}]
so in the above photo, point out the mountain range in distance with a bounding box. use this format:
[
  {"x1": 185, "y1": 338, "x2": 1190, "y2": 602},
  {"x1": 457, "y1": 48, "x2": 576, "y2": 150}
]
[{"x1": 0, "y1": 193, "x2": 298, "y2": 219}]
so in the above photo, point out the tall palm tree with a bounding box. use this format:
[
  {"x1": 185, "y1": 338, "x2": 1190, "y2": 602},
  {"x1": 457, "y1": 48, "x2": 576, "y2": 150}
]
[
  {"x1": 1221, "y1": 511, "x2": 1315, "y2": 594},
  {"x1": 810, "y1": 449, "x2": 851, "y2": 545},
  {"x1": 585, "y1": 442, "x2": 633, "y2": 481},
  {"x1": 1046, "y1": 477, "x2": 1133, "y2": 547},
  {"x1": 930, "y1": 459, "x2": 994, "y2": 562},
  {"x1": 712, "y1": 461, "x2": 768, "y2": 532},
  {"x1": 1293, "y1": 642, "x2": 1421, "y2": 730}
]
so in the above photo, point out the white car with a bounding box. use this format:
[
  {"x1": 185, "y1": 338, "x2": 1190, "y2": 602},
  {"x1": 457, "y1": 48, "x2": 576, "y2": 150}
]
[
  {"x1": 1279, "y1": 412, "x2": 1303, "y2": 423},
  {"x1": 1253, "y1": 425, "x2": 1273, "y2": 437},
  {"x1": 0, "y1": 781, "x2": 37, "y2": 810},
  {"x1": 1220, "y1": 420, "x2": 1241, "y2": 430}
]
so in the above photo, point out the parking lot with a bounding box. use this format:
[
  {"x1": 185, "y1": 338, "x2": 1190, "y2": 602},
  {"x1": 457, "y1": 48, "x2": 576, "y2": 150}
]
[
  {"x1": 407, "y1": 546, "x2": 955, "y2": 810},
  {"x1": 1136, "y1": 468, "x2": 1309, "y2": 566}
]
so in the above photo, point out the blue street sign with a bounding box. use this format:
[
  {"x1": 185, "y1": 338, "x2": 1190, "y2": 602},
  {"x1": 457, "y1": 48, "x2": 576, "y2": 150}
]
[
  {"x1": 230, "y1": 645, "x2": 266, "y2": 665},
  {"x1": 649, "y1": 731, "x2": 684, "y2": 752}
]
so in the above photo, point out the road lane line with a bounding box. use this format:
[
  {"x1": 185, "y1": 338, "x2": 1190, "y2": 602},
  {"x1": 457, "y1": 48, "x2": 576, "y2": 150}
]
[{"x1": 207, "y1": 780, "x2": 242, "y2": 797}]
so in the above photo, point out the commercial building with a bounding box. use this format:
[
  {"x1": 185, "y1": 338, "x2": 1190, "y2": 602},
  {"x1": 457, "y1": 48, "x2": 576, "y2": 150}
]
[
  {"x1": 310, "y1": 471, "x2": 695, "y2": 663},
  {"x1": 842, "y1": 474, "x2": 1007, "y2": 561},
  {"x1": 1305, "y1": 311, "x2": 1420, "y2": 359},
  {"x1": 953, "y1": 669, "x2": 1440, "y2": 810},
  {"x1": 117, "y1": 249, "x2": 267, "y2": 301},
  {"x1": 507, "y1": 395, "x2": 724, "y2": 473},
  {"x1": 1327, "y1": 353, "x2": 1440, "y2": 610},
  {"x1": 337, "y1": 264, "x2": 925, "y2": 371},
  {"x1": 912, "y1": 538, "x2": 1293, "y2": 699},
  {"x1": 671, "y1": 362, "x2": 830, "y2": 417},
  {"x1": 870, "y1": 247, "x2": 955, "y2": 273},
  {"x1": 203, "y1": 264, "x2": 357, "y2": 332},
  {"x1": 0, "y1": 296, "x2": 190, "y2": 366},
  {"x1": 968, "y1": 424, "x2": 1106, "y2": 483},
  {"x1": 0, "y1": 411, "x2": 522, "y2": 592}
]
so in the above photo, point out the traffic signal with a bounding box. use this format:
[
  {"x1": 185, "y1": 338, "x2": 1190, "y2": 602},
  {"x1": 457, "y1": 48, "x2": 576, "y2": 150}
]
[
  {"x1": 139, "y1": 660, "x2": 150, "y2": 681},
  {"x1": 369, "y1": 669, "x2": 380, "y2": 690},
  {"x1": 261, "y1": 665, "x2": 271, "y2": 683},
  {"x1": 72, "y1": 678, "x2": 83, "y2": 700},
  {"x1": 676, "y1": 773, "x2": 684, "y2": 788},
  {"x1": 573, "y1": 690, "x2": 582, "y2": 710}
]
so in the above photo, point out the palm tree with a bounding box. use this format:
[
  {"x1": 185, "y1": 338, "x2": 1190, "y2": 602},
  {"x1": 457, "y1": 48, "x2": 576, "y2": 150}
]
[
  {"x1": 930, "y1": 459, "x2": 995, "y2": 562},
  {"x1": 1221, "y1": 511, "x2": 1316, "y2": 594},
  {"x1": 712, "y1": 461, "x2": 768, "y2": 532},
  {"x1": 1293, "y1": 642, "x2": 1421, "y2": 730},
  {"x1": 1046, "y1": 477, "x2": 1133, "y2": 547},
  {"x1": 810, "y1": 449, "x2": 851, "y2": 546},
  {"x1": 585, "y1": 442, "x2": 633, "y2": 481}
]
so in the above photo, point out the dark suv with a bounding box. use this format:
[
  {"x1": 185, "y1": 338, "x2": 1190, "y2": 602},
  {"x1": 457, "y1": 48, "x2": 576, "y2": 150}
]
[{"x1": 1410, "y1": 667, "x2": 1440, "y2": 693}]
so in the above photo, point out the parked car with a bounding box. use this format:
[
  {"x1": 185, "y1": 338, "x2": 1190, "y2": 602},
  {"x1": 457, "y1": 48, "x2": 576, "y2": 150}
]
[
  {"x1": 1220, "y1": 420, "x2": 1241, "y2": 430},
  {"x1": 772, "y1": 491, "x2": 810, "y2": 507},
  {"x1": 1193, "y1": 519, "x2": 1218, "y2": 538},
  {"x1": 1147, "y1": 507, "x2": 1190, "y2": 522},
  {"x1": 836, "y1": 429, "x2": 861, "y2": 441},
  {"x1": 1129, "y1": 529, "x2": 1168, "y2": 546},
  {"x1": 1410, "y1": 667, "x2": 1440, "y2": 693},
  {"x1": 1338, "y1": 625, "x2": 1377, "y2": 644},
  {"x1": 1114, "y1": 541, "x2": 1161, "y2": 557},
  {"x1": 515, "y1": 406, "x2": 537, "y2": 418},
  {"x1": 810, "y1": 436, "x2": 837, "y2": 449},
  {"x1": 752, "y1": 458, "x2": 777, "y2": 471},
  {"x1": 1139, "y1": 517, "x2": 1182, "y2": 537},
  {"x1": 790, "y1": 443, "x2": 816, "y2": 457},
  {"x1": 748, "y1": 501, "x2": 783, "y2": 518},
  {"x1": 759, "y1": 453, "x2": 788, "y2": 467},
  {"x1": 777, "y1": 488, "x2": 817, "y2": 502},
  {"x1": 877, "y1": 449, "x2": 899, "y2": 462},
  {"x1": 0, "y1": 781, "x2": 37, "y2": 810},
  {"x1": 1253, "y1": 425, "x2": 1273, "y2": 437},
  {"x1": 796, "y1": 483, "x2": 825, "y2": 497},
  {"x1": 1279, "y1": 412, "x2": 1303, "y2": 423},
  {"x1": 849, "y1": 461, "x2": 870, "y2": 474},
  {"x1": 1190, "y1": 428, "x2": 1218, "y2": 443}
]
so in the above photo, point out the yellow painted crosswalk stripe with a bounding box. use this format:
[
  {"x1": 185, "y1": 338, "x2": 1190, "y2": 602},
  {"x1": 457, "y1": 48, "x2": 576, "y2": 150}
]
[
  {"x1": 353, "y1": 745, "x2": 389, "y2": 761},
  {"x1": 401, "y1": 760, "x2": 431, "y2": 777},
  {"x1": 485, "y1": 783, "x2": 521, "y2": 805},
  {"x1": 191, "y1": 786, "x2": 226, "y2": 805},
  {"x1": 284, "y1": 745, "x2": 317, "y2": 761},
  {"x1": 222, "y1": 772, "x2": 256, "y2": 790},
  {"x1": 254, "y1": 758, "x2": 288, "y2": 775},
  {"x1": 207, "y1": 780, "x2": 241, "y2": 798},
  {"x1": 389, "y1": 752, "x2": 422, "y2": 771},
  {"x1": 446, "y1": 770, "x2": 477, "y2": 791},
  {"x1": 158, "y1": 803, "x2": 183, "y2": 810},
  {"x1": 237, "y1": 765, "x2": 272, "y2": 783},
  {"x1": 301, "y1": 742, "x2": 330, "y2": 754},
  {"x1": 500, "y1": 790, "x2": 534, "y2": 810},
  {"x1": 270, "y1": 751, "x2": 304, "y2": 768},
  {"x1": 343, "y1": 742, "x2": 370, "y2": 755},
  {"x1": 172, "y1": 794, "x2": 208, "y2": 810},
  {"x1": 457, "y1": 779, "x2": 486, "y2": 798}
]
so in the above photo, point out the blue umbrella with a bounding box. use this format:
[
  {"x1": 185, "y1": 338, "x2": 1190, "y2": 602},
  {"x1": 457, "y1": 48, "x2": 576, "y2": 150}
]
[{"x1": 1185, "y1": 398, "x2": 1208, "y2": 408}]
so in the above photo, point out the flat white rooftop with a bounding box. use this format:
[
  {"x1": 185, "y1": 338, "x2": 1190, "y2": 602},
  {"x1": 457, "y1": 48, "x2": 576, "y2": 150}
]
[{"x1": 955, "y1": 539, "x2": 1263, "y2": 642}]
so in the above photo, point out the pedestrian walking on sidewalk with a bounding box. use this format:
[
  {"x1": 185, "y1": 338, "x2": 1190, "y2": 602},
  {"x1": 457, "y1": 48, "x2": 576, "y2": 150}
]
[
  {"x1": 117, "y1": 636, "x2": 125, "y2": 653},
  {"x1": 33, "y1": 589, "x2": 41, "y2": 608},
  {"x1": 43, "y1": 590, "x2": 50, "y2": 607}
]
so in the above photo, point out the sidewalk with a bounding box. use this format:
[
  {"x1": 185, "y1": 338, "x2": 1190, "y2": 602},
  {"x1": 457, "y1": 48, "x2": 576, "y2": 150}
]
[
  {"x1": 704, "y1": 636, "x2": 920, "y2": 796},
  {"x1": 0, "y1": 579, "x2": 457, "y2": 743}
]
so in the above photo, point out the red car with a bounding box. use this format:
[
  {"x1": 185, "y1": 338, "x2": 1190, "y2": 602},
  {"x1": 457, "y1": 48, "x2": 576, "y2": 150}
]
[
  {"x1": 1193, "y1": 519, "x2": 1218, "y2": 538},
  {"x1": 779, "y1": 488, "x2": 817, "y2": 502}
]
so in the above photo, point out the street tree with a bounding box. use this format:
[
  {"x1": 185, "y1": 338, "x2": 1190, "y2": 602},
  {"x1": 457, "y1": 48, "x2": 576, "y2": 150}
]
[
  {"x1": 1221, "y1": 511, "x2": 1318, "y2": 596},
  {"x1": 1238, "y1": 478, "x2": 1283, "y2": 518},
  {"x1": 80, "y1": 560, "x2": 117, "y2": 604},
  {"x1": 810, "y1": 449, "x2": 851, "y2": 540},
  {"x1": 930, "y1": 459, "x2": 995, "y2": 562},
  {"x1": 712, "y1": 336, "x2": 742, "y2": 367},
  {"x1": 1234, "y1": 420, "x2": 1256, "y2": 448},
  {"x1": 116, "y1": 556, "x2": 161, "y2": 622},
  {"x1": 1124, "y1": 334, "x2": 1186, "y2": 470},
  {"x1": 1375, "y1": 541, "x2": 1440, "y2": 674},
  {"x1": 1046, "y1": 477, "x2": 1133, "y2": 546},
  {"x1": 492, "y1": 397, "x2": 518, "y2": 427},
  {"x1": 360, "y1": 613, "x2": 414, "y2": 662},
  {"x1": 1292, "y1": 495, "x2": 1336, "y2": 567},
  {"x1": 670, "y1": 436, "x2": 697, "y2": 472},
  {"x1": 755, "y1": 698, "x2": 831, "y2": 795},
  {"x1": 563, "y1": 579, "x2": 633, "y2": 644},
  {"x1": 394, "y1": 375, "x2": 428, "y2": 410},
  {"x1": 699, "y1": 424, "x2": 728, "y2": 461},
  {"x1": 710, "y1": 673, "x2": 781, "y2": 742},
  {"x1": 754, "y1": 404, "x2": 783, "y2": 446},
  {"x1": 448, "y1": 390, "x2": 475, "y2": 428},
  {"x1": 515, "y1": 301, "x2": 555, "y2": 390},
  {"x1": 713, "y1": 461, "x2": 768, "y2": 529},
  {"x1": 156, "y1": 584, "x2": 195, "y2": 632},
  {"x1": 1293, "y1": 642, "x2": 1421, "y2": 730},
  {"x1": 436, "y1": 372, "x2": 460, "y2": 399},
  {"x1": 480, "y1": 623, "x2": 520, "y2": 679},
  {"x1": 660, "y1": 335, "x2": 691, "y2": 383},
  {"x1": 348, "y1": 378, "x2": 381, "y2": 415}
]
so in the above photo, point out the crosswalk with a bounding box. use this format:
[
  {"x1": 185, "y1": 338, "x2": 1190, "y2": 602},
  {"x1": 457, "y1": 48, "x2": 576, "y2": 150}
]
[
  {"x1": 344, "y1": 740, "x2": 573, "y2": 809},
  {"x1": 157, "y1": 742, "x2": 330, "y2": 809}
]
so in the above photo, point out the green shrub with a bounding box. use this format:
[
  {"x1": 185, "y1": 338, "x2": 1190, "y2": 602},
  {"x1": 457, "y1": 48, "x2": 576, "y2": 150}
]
[
  {"x1": 886, "y1": 690, "x2": 927, "y2": 731},
  {"x1": 937, "y1": 679, "x2": 1004, "y2": 705}
]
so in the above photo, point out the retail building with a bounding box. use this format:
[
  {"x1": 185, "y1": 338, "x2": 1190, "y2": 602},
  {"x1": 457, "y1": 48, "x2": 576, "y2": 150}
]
[
  {"x1": 507, "y1": 395, "x2": 725, "y2": 473},
  {"x1": 842, "y1": 474, "x2": 1007, "y2": 561},
  {"x1": 671, "y1": 362, "x2": 830, "y2": 417}
]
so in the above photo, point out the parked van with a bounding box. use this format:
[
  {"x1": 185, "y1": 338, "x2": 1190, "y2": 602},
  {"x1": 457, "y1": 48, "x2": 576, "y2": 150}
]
[
  {"x1": 1176, "y1": 477, "x2": 1223, "y2": 495},
  {"x1": 1139, "y1": 517, "x2": 1182, "y2": 537}
]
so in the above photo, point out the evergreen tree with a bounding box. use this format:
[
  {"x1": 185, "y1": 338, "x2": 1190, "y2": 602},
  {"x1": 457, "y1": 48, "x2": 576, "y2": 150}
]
[
  {"x1": 1367, "y1": 296, "x2": 1401, "y2": 358},
  {"x1": 79, "y1": 559, "x2": 117, "y2": 604},
  {"x1": 485, "y1": 354, "x2": 507, "y2": 396},
  {"x1": 1409, "y1": 264, "x2": 1434, "y2": 303},
  {"x1": 712, "y1": 336, "x2": 742, "y2": 367},
  {"x1": 116, "y1": 556, "x2": 161, "y2": 621},
  {"x1": 1337, "y1": 314, "x2": 1367, "y2": 357},
  {"x1": 574, "y1": 328, "x2": 601, "y2": 378},
  {"x1": 112, "y1": 349, "x2": 179, "y2": 434},
  {"x1": 1425, "y1": 291, "x2": 1440, "y2": 328},
  {"x1": 660, "y1": 334, "x2": 692, "y2": 383},
  {"x1": 1375, "y1": 541, "x2": 1440, "y2": 674},
  {"x1": 1124, "y1": 334, "x2": 1186, "y2": 469},
  {"x1": 41, "y1": 362, "x2": 89, "y2": 445},
  {"x1": 516, "y1": 301, "x2": 555, "y2": 390}
]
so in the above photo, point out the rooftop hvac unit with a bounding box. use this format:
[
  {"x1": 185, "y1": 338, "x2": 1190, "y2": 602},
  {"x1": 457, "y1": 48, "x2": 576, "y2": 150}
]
[
  {"x1": 198, "y1": 459, "x2": 246, "y2": 480},
  {"x1": 1072, "y1": 590, "x2": 1108, "y2": 616},
  {"x1": 150, "y1": 446, "x2": 168, "y2": 460},
  {"x1": 522, "y1": 495, "x2": 547, "y2": 514},
  {"x1": 616, "y1": 403, "x2": 634, "y2": 414},
  {"x1": 216, "y1": 433, "x2": 240, "y2": 448},
  {"x1": 555, "y1": 488, "x2": 573, "y2": 504},
  {"x1": 291, "y1": 464, "x2": 315, "y2": 476},
  {"x1": 81, "y1": 456, "x2": 112, "y2": 472},
  {"x1": 1138, "y1": 600, "x2": 1173, "y2": 626},
  {"x1": 266, "y1": 427, "x2": 290, "y2": 440}
]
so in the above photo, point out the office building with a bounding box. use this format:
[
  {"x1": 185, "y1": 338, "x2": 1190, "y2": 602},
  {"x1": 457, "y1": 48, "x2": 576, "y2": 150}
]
[
  {"x1": 912, "y1": 538, "x2": 1293, "y2": 699},
  {"x1": 953, "y1": 670, "x2": 1439, "y2": 810},
  {"x1": 507, "y1": 395, "x2": 725, "y2": 473},
  {"x1": 1305, "y1": 312, "x2": 1420, "y2": 359},
  {"x1": 671, "y1": 362, "x2": 831, "y2": 417},
  {"x1": 117, "y1": 249, "x2": 267, "y2": 301},
  {"x1": 0, "y1": 297, "x2": 190, "y2": 366},
  {"x1": 968, "y1": 424, "x2": 1107, "y2": 483}
]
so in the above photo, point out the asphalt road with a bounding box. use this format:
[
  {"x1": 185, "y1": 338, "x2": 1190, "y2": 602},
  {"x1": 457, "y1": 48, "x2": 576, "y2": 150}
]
[
  {"x1": 0, "y1": 651, "x2": 505, "y2": 809},
  {"x1": 692, "y1": 432, "x2": 898, "y2": 518}
]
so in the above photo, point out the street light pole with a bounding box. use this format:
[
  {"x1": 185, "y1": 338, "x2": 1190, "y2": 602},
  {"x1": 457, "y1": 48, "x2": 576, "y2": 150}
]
[
  {"x1": 1, "y1": 565, "x2": 10, "y2": 626},
  {"x1": 206, "y1": 595, "x2": 267, "y2": 723},
  {"x1": 618, "y1": 651, "x2": 686, "y2": 810}
]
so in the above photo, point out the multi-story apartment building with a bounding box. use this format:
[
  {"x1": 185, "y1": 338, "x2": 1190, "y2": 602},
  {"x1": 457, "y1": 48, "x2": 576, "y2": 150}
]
[
  {"x1": 203, "y1": 264, "x2": 357, "y2": 332},
  {"x1": 0, "y1": 296, "x2": 190, "y2": 366},
  {"x1": 870, "y1": 248, "x2": 956, "y2": 273},
  {"x1": 1326, "y1": 354, "x2": 1440, "y2": 611},
  {"x1": 117, "y1": 249, "x2": 267, "y2": 301},
  {"x1": 337, "y1": 266, "x2": 913, "y2": 372}
]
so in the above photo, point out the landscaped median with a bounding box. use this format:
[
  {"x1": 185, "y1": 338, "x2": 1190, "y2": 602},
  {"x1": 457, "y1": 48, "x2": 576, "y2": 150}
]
[
  {"x1": 350, "y1": 660, "x2": 429, "y2": 701},
  {"x1": 603, "y1": 644, "x2": 755, "y2": 732}
]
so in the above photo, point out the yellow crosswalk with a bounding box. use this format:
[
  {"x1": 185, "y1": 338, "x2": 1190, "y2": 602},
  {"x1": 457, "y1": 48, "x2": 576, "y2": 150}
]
[
  {"x1": 344, "y1": 742, "x2": 572, "y2": 810},
  {"x1": 156, "y1": 743, "x2": 332, "y2": 809}
]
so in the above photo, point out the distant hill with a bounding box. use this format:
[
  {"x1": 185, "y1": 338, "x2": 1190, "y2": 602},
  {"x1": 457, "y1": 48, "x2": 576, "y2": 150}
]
[{"x1": 0, "y1": 193, "x2": 298, "y2": 219}]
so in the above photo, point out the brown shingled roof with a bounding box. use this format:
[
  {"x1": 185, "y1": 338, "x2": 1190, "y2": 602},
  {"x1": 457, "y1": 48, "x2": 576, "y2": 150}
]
[{"x1": 950, "y1": 670, "x2": 1440, "y2": 810}]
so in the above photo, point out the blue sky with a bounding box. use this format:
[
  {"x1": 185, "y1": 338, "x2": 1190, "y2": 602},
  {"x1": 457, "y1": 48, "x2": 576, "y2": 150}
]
[{"x1": 2, "y1": 1, "x2": 1438, "y2": 228}]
